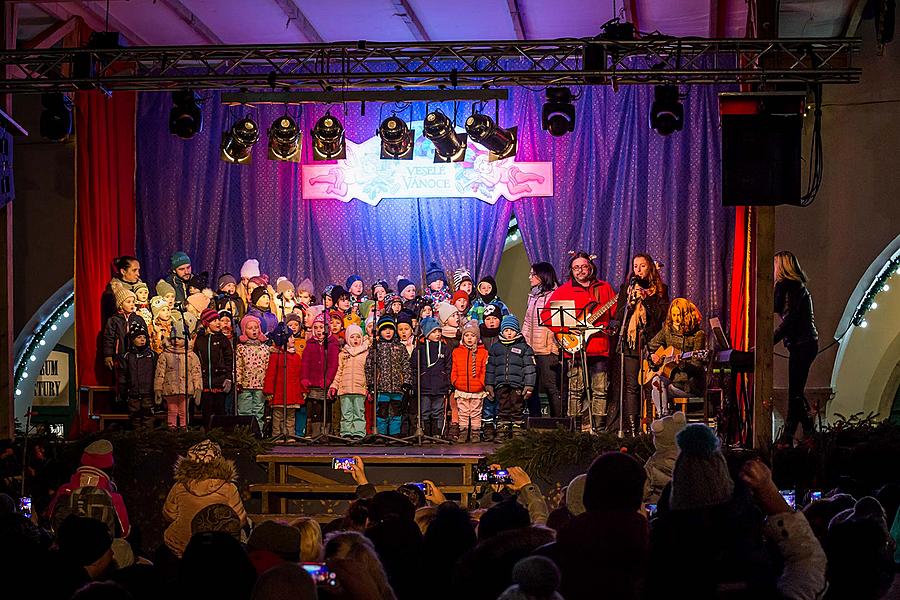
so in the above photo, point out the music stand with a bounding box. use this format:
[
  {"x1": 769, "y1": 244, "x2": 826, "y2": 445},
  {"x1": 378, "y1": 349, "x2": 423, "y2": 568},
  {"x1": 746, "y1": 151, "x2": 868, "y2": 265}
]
[{"x1": 541, "y1": 302, "x2": 592, "y2": 431}]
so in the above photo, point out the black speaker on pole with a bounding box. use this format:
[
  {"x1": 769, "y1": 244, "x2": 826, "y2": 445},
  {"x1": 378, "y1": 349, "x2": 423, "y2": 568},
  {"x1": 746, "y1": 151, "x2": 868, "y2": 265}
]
[{"x1": 720, "y1": 92, "x2": 805, "y2": 206}]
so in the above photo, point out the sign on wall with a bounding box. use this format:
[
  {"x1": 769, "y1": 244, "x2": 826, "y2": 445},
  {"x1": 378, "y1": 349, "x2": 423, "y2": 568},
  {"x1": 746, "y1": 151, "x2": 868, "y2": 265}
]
[
  {"x1": 302, "y1": 120, "x2": 553, "y2": 206},
  {"x1": 33, "y1": 349, "x2": 70, "y2": 407}
]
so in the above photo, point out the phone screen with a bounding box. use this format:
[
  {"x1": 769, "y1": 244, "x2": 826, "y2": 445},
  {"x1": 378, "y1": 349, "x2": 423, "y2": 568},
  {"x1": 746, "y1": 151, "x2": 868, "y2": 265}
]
[
  {"x1": 779, "y1": 489, "x2": 796, "y2": 510},
  {"x1": 19, "y1": 496, "x2": 32, "y2": 518},
  {"x1": 809, "y1": 491, "x2": 822, "y2": 502},
  {"x1": 332, "y1": 457, "x2": 355, "y2": 471},
  {"x1": 644, "y1": 503, "x2": 657, "y2": 516},
  {"x1": 411, "y1": 482, "x2": 428, "y2": 492},
  {"x1": 302, "y1": 562, "x2": 337, "y2": 586}
]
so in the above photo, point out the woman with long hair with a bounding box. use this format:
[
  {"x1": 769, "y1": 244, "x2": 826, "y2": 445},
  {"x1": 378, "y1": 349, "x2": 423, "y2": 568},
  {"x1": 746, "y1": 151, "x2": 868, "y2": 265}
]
[
  {"x1": 522, "y1": 262, "x2": 562, "y2": 417},
  {"x1": 647, "y1": 298, "x2": 706, "y2": 417},
  {"x1": 774, "y1": 250, "x2": 818, "y2": 443},
  {"x1": 611, "y1": 254, "x2": 669, "y2": 434}
]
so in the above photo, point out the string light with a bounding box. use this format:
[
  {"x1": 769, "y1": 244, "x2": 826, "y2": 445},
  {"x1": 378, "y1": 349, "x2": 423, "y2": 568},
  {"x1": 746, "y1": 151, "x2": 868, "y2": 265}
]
[
  {"x1": 851, "y1": 253, "x2": 899, "y2": 327},
  {"x1": 14, "y1": 293, "x2": 74, "y2": 407}
]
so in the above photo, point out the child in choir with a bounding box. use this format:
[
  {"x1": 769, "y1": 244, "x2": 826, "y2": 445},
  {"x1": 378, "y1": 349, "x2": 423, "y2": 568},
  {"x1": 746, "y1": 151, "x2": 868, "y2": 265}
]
[
  {"x1": 384, "y1": 293, "x2": 404, "y2": 317},
  {"x1": 156, "y1": 279, "x2": 177, "y2": 312},
  {"x1": 424, "y1": 262, "x2": 452, "y2": 304},
  {"x1": 454, "y1": 267, "x2": 475, "y2": 301},
  {"x1": 479, "y1": 303, "x2": 504, "y2": 352},
  {"x1": 345, "y1": 275, "x2": 368, "y2": 315},
  {"x1": 296, "y1": 278, "x2": 315, "y2": 308},
  {"x1": 410, "y1": 317, "x2": 451, "y2": 437},
  {"x1": 397, "y1": 311, "x2": 416, "y2": 357},
  {"x1": 265, "y1": 325, "x2": 306, "y2": 438},
  {"x1": 452, "y1": 290, "x2": 471, "y2": 320},
  {"x1": 362, "y1": 279, "x2": 390, "y2": 319},
  {"x1": 235, "y1": 315, "x2": 270, "y2": 431},
  {"x1": 133, "y1": 282, "x2": 153, "y2": 330},
  {"x1": 300, "y1": 313, "x2": 341, "y2": 437},
  {"x1": 436, "y1": 301, "x2": 462, "y2": 351},
  {"x1": 194, "y1": 308, "x2": 234, "y2": 426},
  {"x1": 333, "y1": 286, "x2": 361, "y2": 328},
  {"x1": 273, "y1": 277, "x2": 297, "y2": 321},
  {"x1": 365, "y1": 316, "x2": 412, "y2": 436},
  {"x1": 451, "y1": 320, "x2": 489, "y2": 442},
  {"x1": 238, "y1": 258, "x2": 261, "y2": 312},
  {"x1": 485, "y1": 315, "x2": 536, "y2": 441},
  {"x1": 469, "y1": 275, "x2": 509, "y2": 323},
  {"x1": 418, "y1": 300, "x2": 434, "y2": 321},
  {"x1": 154, "y1": 331, "x2": 202, "y2": 430},
  {"x1": 150, "y1": 296, "x2": 173, "y2": 354},
  {"x1": 247, "y1": 285, "x2": 278, "y2": 335},
  {"x1": 329, "y1": 324, "x2": 370, "y2": 439},
  {"x1": 329, "y1": 310, "x2": 346, "y2": 348},
  {"x1": 218, "y1": 309, "x2": 238, "y2": 415},
  {"x1": 215, "y1": 273, "x2": 244, "y2": 321},
  {"x1": 119, "y1": 319, "x2": 157, "y2": 432},
  {"x1": 103, "y1": 287, "x2": 139, "y2": 382},
  {"x1": 183, "y1": 292, "x2": 212, "y2": 334},
  {"x1": 397, "y1": 276, "x2": 420, "y2": 313},
  {"x1": 322, "y1": 285, "x2": 335, "y2": 309}
]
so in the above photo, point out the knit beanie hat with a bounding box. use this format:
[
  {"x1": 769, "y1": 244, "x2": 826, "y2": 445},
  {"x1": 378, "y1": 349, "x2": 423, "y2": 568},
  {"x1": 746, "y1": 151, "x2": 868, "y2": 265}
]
[
  {"x1": 346, "y1": 274, "x2": 362, "y2": 291},
  {"x1": 156, "y1": 279, "x2": 176, "y2": 298},
  {"x1": 249, "y1": 275, "x2": 267, "y2": 288},
  {"x1": 478, "y1": 498, "x2": 530, "y2": 540},
  {"x1": 275, "y1": 277, "x2": 294, "y2": 294},
  {"x1": 483, "y1": 302, "x2": 503, "y2": 321},
  {"x1": 296, "y1": 278, "x2": 314, "y2": 295},
  {"x1": 396, "y1": 310, "x2": 414, "y2": 326},
  {"x1": 371, "y1": 279, "x2": 390, "y2": 295},
  {"x1": 240, "y1": 259, "x2": 261, "y2": 280},
  {"x1": 565, "y1": 473, "x2": 587, "y2": 516},
  {"x1": 239, "y1": 315, "x2": 267, "y2": 342},
  {"x1": 185, "y1": 291, "x2": 210, "y2": 313},
  {"x1": 509, "y1": 556, "x2": 562, "y2": 599},
  {"x1": 251, "y1": 286, "x2": 269, "y2": 307},
  {"x1": 132, "y1": 281, "x2": 149, "y2": 296},
  {"x1": 583, "y1": 452, "x2": 646, "y2": 513},
  {"x1": 128, "y1": 317, "x2": 149, "y2": 341},
  {"x1": 114, "y1": 286, "x2": 136, "y2": 309},
  {"x1": 151, "y1": 296, "x2": 169, "y2": 319},
  {"x1": 453, "y1": 267, "x2": 473, "y2": 288},
  {"x1": 81, "y1": 439, "x2": 114, "y2": 469},
  {"x1": 425, "y1": 261, "x2": 446, "y2": 285},
  {"x1": 377, "y1": 315, "x2": 398, "y2": 333},
  {"x1": 396, "y1": 276, "x2": 416, "y2": 295},
  {"x1": 322, "y1": 284, "x2": 335, "y2": 300},
  {"x1": 200, "y1": 308, "x2": 220, "y2": 327},
  {"x1": 247, "y1": 520, "x2": 302, "y2": 560},
  {"x1": 57, "y1": 515, "x2": 113, "y2": 566},
  {"x1": 329, "y1": 285, "x2": 348, "y2": 302},
  {"x1": 311, "y1": 312, "x2": 327, "y2": 327},
  {"x1": 217, "y1": 273, "x2": 237, "y2": 289},
  {"x1": 187, "y1": 439, "x2": 223, "y2": 464},
  {"x1": 420, "y1": 317, "x2": 441, "y2": 338},
  {"x1": 436, "y1": 301, "x2": 457, "y2": 324},
  {"x1": 500, "y1": 314, "x2": 520, "y2": 334},
  {"x1": 651, "y1": 411, "x2": 687, "y2": 452},
  {"x1": 452, "y1": 290, "x2": 470, "y2": 305},
  {"x1": 170, "y1": 251, "x2": 191, "y2": 269},
  {"x1": 670, "y1": 424, "x2": 735, "y2": 511},
  {"x1": 284, "y1": 313, "x2": 303, "y2": 327},
  {"x1": 345, "y1": 324, "x2": 363, "y2": 343},
  {"x1": 191, "y1": 504, "x2": 242, "y2": 540},
  {"x1": 462, "y1": 319, "x2": 480, "y2": 339}
]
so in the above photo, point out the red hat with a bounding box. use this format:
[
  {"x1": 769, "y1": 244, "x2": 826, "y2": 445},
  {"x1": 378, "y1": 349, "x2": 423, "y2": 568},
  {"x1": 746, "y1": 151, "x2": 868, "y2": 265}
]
[
  {"x1": 80, "y1": 440, "x2": 114, "y2": 469},
  {"x1": 452, "y1": 291, "x2": 470, "y2": 305},
  {"x1": 200, "y1": 308, "x2": 220, "y2": 326}
]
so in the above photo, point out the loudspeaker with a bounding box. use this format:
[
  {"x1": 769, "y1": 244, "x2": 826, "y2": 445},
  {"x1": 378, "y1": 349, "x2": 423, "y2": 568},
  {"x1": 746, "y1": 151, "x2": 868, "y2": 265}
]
[
  {"x1": 720, "y1": 93, "x2": 804, "y2": 206},
  {"x1": 526, "y1": 416, "x2": 578, "y2": 432},
  {"x1": 208, "y1": 415, "x2": 261, "y2": 438}
]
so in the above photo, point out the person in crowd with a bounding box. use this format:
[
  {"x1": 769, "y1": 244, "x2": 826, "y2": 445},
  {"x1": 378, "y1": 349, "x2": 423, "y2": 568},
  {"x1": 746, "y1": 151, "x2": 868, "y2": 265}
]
[
  {"x1": 546, "y1": 473, "x2": 586, "y2": 532},
  {"x1": 452, "y1": 290, "x2": 472, "y2": 321},
  {"x1": 824, "y1": 495, "x2": 895, "y2": 600},
  {"x1": 611, "y1": 253, "x2": 669, "y2": 434},
  {"x1": 469, "y1": 275, "x2": 509, "y2": 323},
  {"x1": 194, "y1": 308, "x2": 234, "y2": 426},
  {"x1": 397, "y1": 276, "x2": 419, "y2": 310},
  {"x1": 300, "y1": 313, "x2": 340, "y2": 437},
  {"x1": 803, "y1": 493, "x2": 857, "y2": 543},
  {"x1": 250, "y1": 562, "x2": 316, "y2": 600},
  {"x1": 247, "y1": 285, "x2": 278, "y2": 335},
  {"x1": 480, "y1": 302, "x2": 504, "y2": 352},
  {"x1": 485, "y1": 315, "x2": 536, "y2": 441},
  {"x1": 288, "y1": 516, "x2": 324, "y2": 561},
  {"x1": 296, "y1": 277, "x2": 315, "y2": 309},
  {"x1": 522, "y1": 262, "x2": 561, "y2": 418},
  {"x1": 271, "y1": 277, "x2": 296, "y2": 321},
  {"x1": 48, "y1": 515, "x2": 116, "y2": 598},
  {"x1": 498, "y1": 556, "x2": 564, "y2": 600},
  {"x1": 396, "y1": 311, "x2": 416, "y2": 357},
  {"x1": 133, "y1": 281, "x2": 153, "y2": 331},
  {"x1": 384, "y1": 293, "x2": 403, "y2": 317},
  {"x1": 364, "y1": 490, "x2": 424, "y2": 600},
  {"x1": 774, "y1": 250, "x2": 819, "y2": 445},
  {"x1": 156, "y1": 279, "x2": 178, "y2": 313},
  {"x1": 324, "y1": 531, "x2": 399, "y2": 600},
  {"x1": 454, "y1": 267, "x2": 475, "y2": 300},
  {"x1": 422, "y1": 502, "x2": 477, "y2": 600},
  {"x1": 451, "y1": 320, "x2": 489, "y2": 442},
  {"x1": 178, "y1": 531, "x2": 257, "y2": 600},
  {"x1": 246, "y1": 519, "x2": 302, "y2": 575},
  {"x1": 235, "y1": 314, "x2": 270, "y2": 432},
  {"x1": 411, "y1": 317, "x2": 451, "y2": 438},
  {"x1": 153, "y1": 330, "x2": 202, "y2": 429},
  {"x1": 330, "y1": 324, "x2": 370, "y2": 440},
  {"x1": 424, "y1": 261, "x2": 452, "y2": 304},
  {"x1": 643, "y1": 411, "x2": 687, "y2": 504},
  {"x1": 102, "y1": 255, "x2": 143, "y2": 324},
  {"x1": 162, "y1": 440, "x2": 247, "y2": 558},
  {"x1": 437, "y1": 301, "x2": 463, "y2": 350},
  {"x1": 646, "y1": 297, "x2": 707, "y2": 417},
  {"x1": 103, "y1": 287, "x2": 139, "y2": 376},
  {"x1": 346, "y1": 274, "x2": 368, "y2": 315},
  {"x1": 237, "y1": 259, "x2": 261, "y2": 311},
  {"x1": 361, "y1": 279, "x2": 390, "y2": 321},
  {"x1": 118, "y1": 319, "x2": 157, "y2": 433},
  {"x1": 149, "y1": 295, "x2": 173, "y2": 354},
  {"x1": 215, "y1": 273, "x2": 245, "y2": 322},
  {"x1": 366, "y1": 315, "x2": 412, "y2": 436},
  {"x1": 265, "y1": 324, "x2": 306, "y2": 438},
  {"x1": 329, "y1": 309, "x2": 347, "y2": 349},
  {"x1": 332, "y1": 285, "x2": 360, "y2": 330},
  {"x1": 162, "y1": 251, "x2": 193, "y2": 305}
]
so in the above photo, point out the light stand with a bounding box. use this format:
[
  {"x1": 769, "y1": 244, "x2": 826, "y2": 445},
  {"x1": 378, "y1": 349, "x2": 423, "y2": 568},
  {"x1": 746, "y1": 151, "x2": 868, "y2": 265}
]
[
  {"x1": 308, "y1": 306, "x2": 353, "y2": 445},
  {"x1": 403, "y1": 323, "x2": 450, "y2": 445},
  {"x1": 270, "y1": 294, "x2": 299, "y2": 444},
  {"x1": 357, "y1": 308, "x2": 409, "y2": 446}
]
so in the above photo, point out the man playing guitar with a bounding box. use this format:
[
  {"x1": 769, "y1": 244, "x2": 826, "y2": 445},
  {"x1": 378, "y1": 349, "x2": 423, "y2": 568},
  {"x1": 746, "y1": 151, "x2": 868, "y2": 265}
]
[{"x1": 540, "y1": 251, "x2": 617, "y2": 432}]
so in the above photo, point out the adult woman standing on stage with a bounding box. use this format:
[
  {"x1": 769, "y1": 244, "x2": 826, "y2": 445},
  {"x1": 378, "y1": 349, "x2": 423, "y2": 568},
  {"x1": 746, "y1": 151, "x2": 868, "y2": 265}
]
[
  {"x1": 101, "y1": 256, "x2": 142, "y2": 326},
  {"x1": 522, "y1": 262, "x2": 561, "y2": 417},
  {"x1": 612, "y1": 254, "x2": 668, "y2": 435},
  {"x1": 774, "y1": 250, "x2": 818, "y2": 444}
]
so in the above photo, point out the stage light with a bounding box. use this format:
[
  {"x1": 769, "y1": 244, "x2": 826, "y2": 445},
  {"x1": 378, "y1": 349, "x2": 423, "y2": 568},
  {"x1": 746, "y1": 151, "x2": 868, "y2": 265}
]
[
  {"x1": 423, "y1": 110, "x2": 467, "y2": 163},
  {"x1": 40, "y1": 93, "x2": 73, "y2": 141},
  {"x1": 169, "y1": 90, "x2": 203, "y2": 139},
  {"x1": 378, "y1": 115, "x2": 414, "y2": 160},
  {"x1": 465, "y1": 113, "x2": 517, "y2": 161},
  {"x1": 542, "y1": 87, "x2": 575, "y2": 137},
  {"x1": 267, "y1": 114, "x2": 302, "y2": 162},
  {"x1": 312, "y1": 113, "x2": 346, "y2": 160},
  {"x1": 220, "y1": 117, "x2": 260, "y2": 164},
  {"x1": 649, "y1": 85, "x2": 684, "y2": 135}
]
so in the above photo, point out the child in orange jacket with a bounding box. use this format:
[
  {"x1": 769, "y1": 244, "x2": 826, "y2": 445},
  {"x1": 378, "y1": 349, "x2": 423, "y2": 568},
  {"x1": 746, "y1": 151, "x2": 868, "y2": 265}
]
[{"x1": 450, "y1": 320, "x2": 489, "y2": 442}]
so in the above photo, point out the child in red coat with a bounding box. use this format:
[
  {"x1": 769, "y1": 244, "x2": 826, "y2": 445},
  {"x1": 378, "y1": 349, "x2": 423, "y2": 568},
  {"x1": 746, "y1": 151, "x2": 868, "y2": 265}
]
[
  {"x1": 264, "y1": 338, "x2": 306, "y2": 438},
  {"x1": 300, "y1": 313, "x2": 340, "y2": 437}
]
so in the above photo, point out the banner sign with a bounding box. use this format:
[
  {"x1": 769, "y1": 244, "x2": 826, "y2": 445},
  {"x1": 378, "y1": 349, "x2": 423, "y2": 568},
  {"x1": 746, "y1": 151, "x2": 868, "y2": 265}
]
[
  {"x1": 33, "y1": 349, "x2": 70, "y2": 407},
  {"x1": 302, "y1": 120, "x2": 553, "y2": 205}
]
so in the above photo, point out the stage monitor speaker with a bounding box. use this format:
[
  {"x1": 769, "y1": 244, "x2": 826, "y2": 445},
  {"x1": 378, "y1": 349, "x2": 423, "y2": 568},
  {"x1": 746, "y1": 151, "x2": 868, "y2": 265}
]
[
  {"x1": 720, "y1": 93, "x2": 804, "y2": 206},
  {"x1": 208, "y1": 415, "x2": 261, "y2": 438},
  {"x1": 526, "y1": 416, "x2": 578, "y2": 432}
]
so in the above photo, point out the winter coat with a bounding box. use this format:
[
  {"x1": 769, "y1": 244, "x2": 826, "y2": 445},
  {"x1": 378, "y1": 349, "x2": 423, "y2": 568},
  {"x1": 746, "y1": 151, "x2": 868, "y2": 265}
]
[
  {"x1": 411, "y1": 340, "x2": 451, "y2": 396},
  {"x1": 102, "y1": 277, "x2": 140, "y2": 324},
  {"x1": 647, "y1": 326, "x2": 707, "y2": 395},
  {"x1": 102, "y1": 312, "x2": 139, "y2": 360},
  {"x1": 154, "y1": 343, "x2": 203, "y2": 396},
  {"x1": 235, "y1": 340, "x2": 270, "y2": 390},
  {"x1": 468, "y1": 297, "x2": 509, "y2": 324},
  {"x1": 644, "y1": 450, "x2": 677, "y2": 505},
  {"x1": 47, "y1": 466, "x2": 131, "y2": 538},
  {"x1": 613, "y1": 282, "x2": 669, "y2": 357},
  {"x1": 365, "y1": 339, "x2": 412, "y2": 394},
  {"x1": 541, "y1": 279, "x2": 617, "y2": 357},
  {"x1": 332, "y1": 341, "x2": 370, "y2": 396},
  {"x1": 151, "y1": 318, "x2": 172, "y2": 354},
  {"x1": 118, "y1": 347, "x2": 156, "y2": 396},
  {"x1": 774, "y1": 279, "x2": 818, "y2": 348},
  {"x1": 485, "y1": 334, "x2": 537, "y2": 390},
  {"x1": 162, "y1": 456, "x2": 247, "y2": 557},
  {"x1": 194, "y1": 331, "x2": 234, "y2": 390},
  {"x1": 246, "y1": 306, "x2": 279, "y2": 336},
  {"x1": 263, "y1": 348, "x2": 306, "y2": 407},
  {"x1": 765, "y1": 511, "x2": 827, "y2": 600},
  {"x1": 299, "y1": 335, "x2": 340, "y2": 390},
  {"x1": 522, "y1": 287, "x2": 558, "y2": 356},
  {"x1": 450, "y1": 344, "x2": 488, "y2": 393}
]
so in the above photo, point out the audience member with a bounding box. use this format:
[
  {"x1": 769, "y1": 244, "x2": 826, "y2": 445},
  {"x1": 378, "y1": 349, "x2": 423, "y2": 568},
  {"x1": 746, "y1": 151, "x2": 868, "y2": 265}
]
[{"x1": 250, "y1": 563, "x2": 317, "y2": 600}]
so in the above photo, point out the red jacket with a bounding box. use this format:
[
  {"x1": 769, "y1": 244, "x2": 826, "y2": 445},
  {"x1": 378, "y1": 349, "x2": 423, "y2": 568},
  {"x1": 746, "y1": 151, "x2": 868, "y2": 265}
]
[
  {"x1": 541, "y1": 279, "x2": 617, "y2": 357},
  {"x1": 263, "y1": 348, "x2": 306, "y2": 407},
  {"x1": 450, "y1": 344, "x2": 488, "y2": 393},
  {"x1": 299, "y1": 335, "x2": 340, "y2": 390}
]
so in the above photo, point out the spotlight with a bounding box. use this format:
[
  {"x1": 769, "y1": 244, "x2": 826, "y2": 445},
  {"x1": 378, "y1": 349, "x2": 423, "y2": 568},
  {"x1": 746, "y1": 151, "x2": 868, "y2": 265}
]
[
  {"x1": 423, "y1": 110, "x2": 467, "y2": 163},
  {"x1": 169, "y1": 89, "x2": 203, "y2": 139},
  {"x1": 220, "y1": 117, "x2": 259, "y2": 164},
  {"x1": 40, "y1": 93, "x2": 73, "y2": 141},
  {"x1": 542, "y1": 87, "x2": 575, "y2": 137},
  {"x1": 465, "y1": 113, "x2": 517, "y2": 161},
  {"x1": 267, "y1": 114, "x2": 302, "y2": 162},
  {"x1": 378, "y1": 115, "x2": 414, "y2": 160},
  {"x1": 311, "y1": 113, "x2": 346, "y2": 160},
  {"x1": 649, "y1": 85, "x2": 683, "y2": 135}
]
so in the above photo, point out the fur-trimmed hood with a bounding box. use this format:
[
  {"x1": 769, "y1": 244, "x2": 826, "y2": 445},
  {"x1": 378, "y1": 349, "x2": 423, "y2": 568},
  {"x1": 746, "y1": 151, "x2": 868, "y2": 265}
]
[{"x1": 173, "y1": 454, "x2": 238, "y2": 487}]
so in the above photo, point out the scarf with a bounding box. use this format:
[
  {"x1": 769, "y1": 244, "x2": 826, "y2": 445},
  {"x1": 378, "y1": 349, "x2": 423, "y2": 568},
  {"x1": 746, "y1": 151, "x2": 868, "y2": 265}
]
[{"x1": 626, "y1": 281, "x2": 657, "y2": 349}]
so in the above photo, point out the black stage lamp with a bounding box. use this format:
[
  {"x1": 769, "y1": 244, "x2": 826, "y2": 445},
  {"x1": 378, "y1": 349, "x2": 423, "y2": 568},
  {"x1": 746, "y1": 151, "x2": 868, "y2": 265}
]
[
  {"x1": 169, "y1": 89, "x2": 203, "y2": 139},
  {"x1": 649, "y1": 85, "x2": 684, "y2": 135},
  {"x1": 542, "y1": 87, "x2": 575, "y2": 137},
  {"x1": 378, "y1": 115, "x2": 414, "y2": 160},
  {"x1": 267, "y1": 114, "x2": 302, "y2": 162},
  {"x1": 40, "y1": 93, "x2": 73, "y2": 141},
  {"x1": 465, "y1": 113, "x2": 517, "y2": 161},
  {"x1": 312, "y1": 113, "x2": 346, "y2": 160},
  {"x1": 423, "y1": 109, "x2": 467, "y2": 163},
  {"x1": 220, "y1": 117, "x2": 260, "y2": 164}
]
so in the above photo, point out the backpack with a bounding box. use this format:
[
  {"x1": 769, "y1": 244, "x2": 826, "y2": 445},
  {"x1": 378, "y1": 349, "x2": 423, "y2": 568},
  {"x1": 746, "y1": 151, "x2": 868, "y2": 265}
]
[{"x1": 51, "y1": 485, "x2": 122, "y2": 537}]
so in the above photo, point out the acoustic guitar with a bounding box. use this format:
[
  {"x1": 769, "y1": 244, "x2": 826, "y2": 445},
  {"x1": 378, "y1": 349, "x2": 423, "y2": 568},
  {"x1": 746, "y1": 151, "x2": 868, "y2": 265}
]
[
  {"x1": 639, "y1": 346, "x2": 710, "y2": 384},
  {"x1": 553, "y1": 295, "x2": 618, "y2": 353}
]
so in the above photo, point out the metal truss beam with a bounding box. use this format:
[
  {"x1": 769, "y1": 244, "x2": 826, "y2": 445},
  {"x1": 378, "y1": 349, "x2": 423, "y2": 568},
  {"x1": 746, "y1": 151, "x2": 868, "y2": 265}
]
[{"x1": 0, "y1": 37, "x2": 861, "y2": 93}]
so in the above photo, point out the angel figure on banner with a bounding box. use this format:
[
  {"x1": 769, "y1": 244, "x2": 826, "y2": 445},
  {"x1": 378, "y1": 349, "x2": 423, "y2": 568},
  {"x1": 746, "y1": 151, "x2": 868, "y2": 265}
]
[{"x1": 458, "y1": 152, "x2": 547, "y2": 199}]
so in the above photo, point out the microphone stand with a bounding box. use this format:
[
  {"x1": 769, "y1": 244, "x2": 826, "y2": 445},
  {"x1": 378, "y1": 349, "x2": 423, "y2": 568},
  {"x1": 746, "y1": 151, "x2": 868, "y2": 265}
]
[
  {"x1": 181, "y1": 308, "x2": 191, "y2": 429},
  {"x1": 309, "y1": 305, "x2": 352, "y2": 445},
  {"x1": 358, "y1": 304, "x2": 409, "y2": 446},
  {"x1": 617, "y1": 284, "x2": 634, "y2": 439},
  {"x1": 271, "y1": 294, "x2": 299, "y2": 444},
  {"x1": 403, "y1": 323, "x2": 449, "y2": 445}
]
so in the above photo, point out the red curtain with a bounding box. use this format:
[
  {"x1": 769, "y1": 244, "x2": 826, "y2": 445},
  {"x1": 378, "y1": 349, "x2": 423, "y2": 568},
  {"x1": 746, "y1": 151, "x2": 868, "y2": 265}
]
[
  {"x1": 74, "y1": 90, "x2": 137, "y2": 387},
  {"x1": 729, "y1": 205, "x2": 753, "y2": 351}
]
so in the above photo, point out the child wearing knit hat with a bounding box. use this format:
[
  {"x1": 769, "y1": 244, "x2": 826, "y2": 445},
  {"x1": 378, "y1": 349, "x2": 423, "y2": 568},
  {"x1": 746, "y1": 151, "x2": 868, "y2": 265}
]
[
  {"x1": 194, "y1": 307, "x2": 235, "y2": 427},
  {"x1": 273, "y1": 277, "x2": 297, "y2": 321},
  {"x1": 365, "y1": 316, "x2": 412, "y2": 436},
  {"x1": 119, "y1": 318, "x2": 157, "y2": 433},
  {"x1": 153, "y1": 332, "x2": 202, "y2": 429},
  {"x1": 247, "y1": 285, "x2": 278, "y2": 336},
  {"x1": 235, "y1": 315, "x2": 270, "y2": 431},
  {"x1": 102, "y1": 286, "x2": 140, "y2": 375},
  {"x1": 264, "y1": 318, "x2": 307, "y2": 438},
  {"x1": 469, "y1": 275, "x2": 509, "y2": 323},
  {"x1": 300, "y1": 313, "x2": 341, "y2": 438},
  {"x1": 328, "y1": 324, "x2": 370, "y2": 439},
  {"x1": 411, "y1": 317, "x2": 451, "y2": 438},
  {"x1": 451, "y1": 320, "x2": 489, "y2": 442},
  {"x1": 345, "y1": 275, "x2": 369, "y2": 318},
  {"x1": 424, "y1": 261, "x2": 451, "y2": 304},
  {"x1": 484, "y1": 314, "x2": 536, "y2": 441},
  {"x1": 150, "y1": 295, "x2": 173, "y2": 353},
  {"x1": 453, "y1": 267, "x2": 475, "y2": 298},
  {"x1": 133, "y1": 282, "x2": 153, "y2": 330}
]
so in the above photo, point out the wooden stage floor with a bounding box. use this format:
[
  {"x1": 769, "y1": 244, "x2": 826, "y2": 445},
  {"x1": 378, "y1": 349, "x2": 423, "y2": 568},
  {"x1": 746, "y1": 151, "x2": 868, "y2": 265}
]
[{"x1": 265, "y1": 442, "x2": 490, "y2": 459}]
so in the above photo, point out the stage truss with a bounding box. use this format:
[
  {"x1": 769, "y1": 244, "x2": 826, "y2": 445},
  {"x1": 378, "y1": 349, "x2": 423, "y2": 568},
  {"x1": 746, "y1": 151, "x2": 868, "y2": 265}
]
[{"x1": 0, "y1": 37, "x2": 860, "y2": 93}]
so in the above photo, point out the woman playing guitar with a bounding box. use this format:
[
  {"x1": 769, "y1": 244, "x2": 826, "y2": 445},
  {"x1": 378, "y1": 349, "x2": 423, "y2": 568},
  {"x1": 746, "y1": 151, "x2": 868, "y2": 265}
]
[{"x1": 646, "y1": 298, "x2": 707, "y2": 417}]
